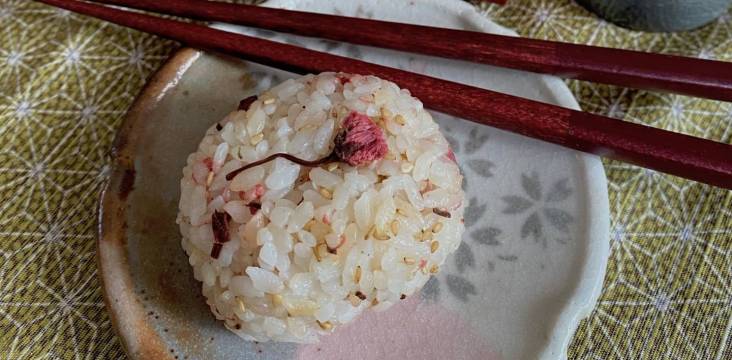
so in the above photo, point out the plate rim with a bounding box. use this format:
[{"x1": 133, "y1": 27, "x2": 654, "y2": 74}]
[
  {"x1": 99, "y1": 48, "x2": 201, "y2": 360},
  {"x1": 98, "y1": 1, "x2": 610, "y2": 358}
]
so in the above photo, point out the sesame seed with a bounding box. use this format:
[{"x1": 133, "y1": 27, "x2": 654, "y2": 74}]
[
  {"x1": 319, "y1": 187, "x2": 332, "y2": 199},
  {"x1": 401, "y1": 163, "x2": 414, "y2": 173},
  {"x1": 263, "y1": 98, "x2": 275, "y2": 104},
  {"x1": 206, "y1": 171, "x2": 214, "y2": 186},
  {"x1": 373, "y1": 228, "x2": 389, "y2": 240},
  {"x1": 316, "y1": 243, "x2": 327, "y2": 260},
  {"x1": 380, "y1": 107, "x2": 392, "y2": 120},
  {"x1": 394, "y1": 114, "x2": 406, "y2": 125},
  {"x1": 327, "y1": 163, "x2": 338, "y2": 172},
  {"x1": 414, "y1": 232, "x2": 423, "y2": 241},
  {"x1": 430, "y1": 265, "x2": 439, "y2": 274},
  {"x1": 432, "y1": 222, "x2": 443, "y2": 233},
  {"x1": 304, "y1": 219, "x2": 316, "y2": 231},
  {"x1": 250, "y1": 133, "x2": 264, "y2": 145},
  {"x1": 348, "y1": 294, "x2": 361, "y2": 307},
  {"x1": 354, "y1": 266, "x2": 362, "y2": 283},
  {"x1": 317, "y1": 321, "x2": 332, "y2": 330},
  {"x1": 416, "y1": 230, "x2": 429, "y2": 242},
  {"x1": 237, "y1": 299, "x2": 246, "y2": 313},
  {"x1": 403, "y1": 257, "x2": 415, "y2": 265},
  {"x1": 430, "y1": 241, "x2": 439, "y2": 253},
  {"x1": 371, "y1": 298, "x2": 379, "y2": 306},
  {"x1": 313, "y1": 246, "x2": 322, "y2": 262},
  {"x1": 385, "y1": 153, "x2": 397, "y2": 160},
  {"x1": 390, "y1": 220, "x2": 399, "y2": 235},
  {"x1": 272, "y1": 294, "x2": 283, "y2": 306}
]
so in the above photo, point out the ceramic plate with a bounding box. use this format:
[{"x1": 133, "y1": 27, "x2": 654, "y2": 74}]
[{"x1": 99, "y1": 0, "x2": 610, "y2": 359}]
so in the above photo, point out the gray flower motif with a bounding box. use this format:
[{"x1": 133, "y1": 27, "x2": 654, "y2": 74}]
[
  {"x1": 344, "y1": 45, "x2": 363, "y2": 60},
  {"x1": 486, "y1": 261, "x2": 495, "y2": 272},
  {"x1": 253, "y1": 29, "x2": 277, "y2": 38},
  {"x1": 501, "y1": 172, "x2": 573, "y2": 246},
  {"x1": 464, "y1": 128, "x2": 489, "y2": 155},
  {"x1": 422, "y1": 223, "x2": 516, "y2": 303},
  {"x1": 316, "y1": 38, "x2": 361, "y2": 59},
  {"x1": 354, "y1": 5, "x2": 375, "y2": 19},
  {"x1": 468, "y1": 159, "x2": 494, "y2": 178},
  {"x1": 463, "y1": 197, "x2": 486, "y2": 227},
  {"x1": 471, "y1": 226, "x2": 518, "y2": 271},
  {"x1": 471, "y1": 226, "x2": 501, "y2": 246},
  {"x1": 284, "y1": 37, "x2": 306, "y2": 48},
  {"x1": 319, "y1": 39, "x2": 342, "y2": 52},
  {"x1": 421, "y1": 276, "x2": 440, "y2": 302},
  {"x1": 444, "y1": 133, "x2": 460, "y2": 153},
  {"x1": 445, "y1": 275, "x2": 477, "y2": 302},
  {"x1": 421, "y1": 272, "x2": 478, "y2": 303},
  {"x1": 420, "y1": 241, "x2": 479, "y2": 302},
  {"x1": 454, "y1": 242, "x2": 475, "y2": 273}
]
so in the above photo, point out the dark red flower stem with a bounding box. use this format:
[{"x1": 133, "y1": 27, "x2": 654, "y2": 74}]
[
  {"x1": 225, "y1": 153, "x2": 338, "y2": 181},
  {"x1": 225, "y1": 111, "x2": 386, "y2": 180}
]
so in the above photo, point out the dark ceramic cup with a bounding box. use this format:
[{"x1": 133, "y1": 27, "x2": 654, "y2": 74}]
[{"x1": 576, "y1": 0, "x2": 732, "y2": 32}]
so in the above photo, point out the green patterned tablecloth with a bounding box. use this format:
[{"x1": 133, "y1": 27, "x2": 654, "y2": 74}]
[{"x1": 1, "y1": 0, "x2": 730, "y2": 358}]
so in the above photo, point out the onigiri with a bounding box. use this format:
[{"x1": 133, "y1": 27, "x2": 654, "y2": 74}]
[{"x1": 177, "y1": 72, "x2": 466, "y2": 343}]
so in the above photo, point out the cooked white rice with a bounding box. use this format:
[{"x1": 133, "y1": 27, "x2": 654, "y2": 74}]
[{"x1": 177, "y1": 72, "x2": 465, "y2": 343}]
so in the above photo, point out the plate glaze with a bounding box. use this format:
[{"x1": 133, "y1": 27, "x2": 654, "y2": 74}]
[{"x1": 98, "y1": 1, "x2": 610, "y2": 359}]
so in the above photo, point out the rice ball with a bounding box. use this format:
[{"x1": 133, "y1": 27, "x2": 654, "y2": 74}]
[{"x1": 177, "y1": 72, "x2": 465, "y2": 343}]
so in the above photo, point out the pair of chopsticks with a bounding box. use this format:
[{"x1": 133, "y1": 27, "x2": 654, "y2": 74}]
[{"x1": 36, "y1": 0, "x2": 732, "y2": 189}]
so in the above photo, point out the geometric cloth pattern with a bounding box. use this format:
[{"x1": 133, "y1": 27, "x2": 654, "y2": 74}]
[{"x1": 0, "y1": 0, "x2": 730, "y2": 358}]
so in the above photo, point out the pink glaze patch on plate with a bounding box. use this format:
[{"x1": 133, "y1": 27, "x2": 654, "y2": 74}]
[{"x1": 296, "y1": 296, "x2": 500, "y2": 360}]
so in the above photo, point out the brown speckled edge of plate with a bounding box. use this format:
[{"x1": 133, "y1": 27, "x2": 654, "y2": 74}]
[{"x1": 98, "y1": 48, "x2": 200, "y2": 360}]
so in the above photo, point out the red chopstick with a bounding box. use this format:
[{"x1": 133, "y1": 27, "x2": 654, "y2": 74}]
[
  {"x1": 89, "y1": 0, "x2": 732, "y2": 102},
  {"x1": 35, "y1": 0, "x2": 732, "y2": 189}
]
